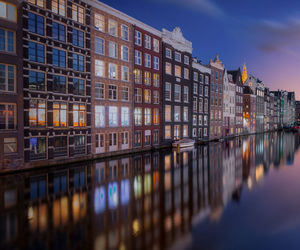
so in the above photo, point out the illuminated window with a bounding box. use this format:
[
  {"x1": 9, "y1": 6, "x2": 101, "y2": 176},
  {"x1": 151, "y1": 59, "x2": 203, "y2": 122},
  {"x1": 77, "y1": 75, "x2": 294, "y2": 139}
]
[
  {"x1": 108, "y1": 19, "x2": 117, "y2": 36},
  {"x1": 134, "y1": 88, "x2": 142, "y2": 103},
  {"x1": 153, "y1": 108, "x2": 159, "y2": 125},
  {"x1": 153, "y1": 90, "x2": 159, "y2": 104},
  {"x1": 0, "y1": 103, "x2": 16, "y2": 129},
  {"x1": 184, "y1": 68, "x2": 189, "y2": 79},
  {"x1": 0, "y1": 28, "x2": 15, "y2": 52},
  {"x1": 52, "y1": 0, "x2": 65, "y2": 16},
  {"x1": 95, "y1": 14, "x2": 105, "y2": 32},
  {"x1": 144, "y1": 89, "x2": 151, "y2": 104},
  {"x1": 4, "y1": 137, "x2": 17, "y2": 154},
  {"x1": 135, "y1": 131, "x2": 142, "y2": 146},
  {"x1": 95, "y1": 60, "x2": 104, "y2": 77},
  {"x1": 165, "y1": 105, "x2": 171, "y2": 121},
  {"x1": 0, "y1": 1, "x2": 16, "y2": 21},
  {"x1": 175, "y1": 65, "x2": 181, "y2": 78},
  {"x1": 144, "y1": 108, "x2": 151, "y2": 125},
  {"x1": 29, "y1": 99, "x2": 46, "y2": 127},
  {"x1": 183, "y1": 125, "x2": 188, "y2": 137},
  {"x1": 144, "y1": 71, "x2": 151, "y2": 85},
  {"x1": 0, "y1": 64, "x2": 15, "y2": 92},
  {"x1": 134, "y1": 108, "x2": 142, "y2": 126},
  {"x1": 153, "y1": 73, "x2": 159, "y2": 87},
  {"x1": 165, "y1": 62, "x2": 171, "y2": 75},
  {"x1": 73, "y1": 103, "x2": 86, "y2": 127},
  {"x1": 53, "y1": 102, "x2": 67, "y2": 127},
  {"x1": 134, "y1": 69, "x2": 142, "y2": 84},
  {"x1": 72, "y1": 4, "x2": 84, "y2": 24},
  {"x1": 165, "y1": 125, "x2": 171, "y2": 139},
  {"x1": 28, "y1": 0, "x2": 44, "y2": 7}
]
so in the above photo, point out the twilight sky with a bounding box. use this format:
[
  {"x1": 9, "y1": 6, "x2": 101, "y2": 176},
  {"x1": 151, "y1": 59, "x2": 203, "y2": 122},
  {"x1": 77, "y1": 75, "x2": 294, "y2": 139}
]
[{"x1": 100, "y1": 0, "x2": 300, "y2": 99}]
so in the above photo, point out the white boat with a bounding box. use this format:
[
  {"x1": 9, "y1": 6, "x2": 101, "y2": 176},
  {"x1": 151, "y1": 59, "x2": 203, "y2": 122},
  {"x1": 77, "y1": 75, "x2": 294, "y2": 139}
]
[{"x1": 172, "y1": 138, "x2": 195, "y2": 148}]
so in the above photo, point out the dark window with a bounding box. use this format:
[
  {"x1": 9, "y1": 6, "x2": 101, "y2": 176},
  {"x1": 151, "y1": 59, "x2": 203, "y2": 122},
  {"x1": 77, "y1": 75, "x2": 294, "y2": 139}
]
[
  {"x1": 134, "y1": 131, "x2": 142, "y2": 147},
  {"x1": 52, "y1": 21, "x2": 66, "y2": 42},
  {"x1": 53, "y1": 75, "x2": 66, "y2": 93},
  {"x1": 72, "y1": 53, "x2": 84, "y2": 72},
  {"x1": 29, "y1": 71, "x2": 45, "y2": 91},
  {"x1": 28, "y1": 12, "x2": 44, "y2": 36},
  {"x1": 29, "y1": 137, "x2": 47, "y2": 161},
  {"x1": 72, "y1": 28, "x2": 84, "y2": 48},
  {"x1": 28, "y1": 41, "x2": 45, "y2": 63},
  {"x1": 73, "y1": 78, "x2": 85, "y2": 96},
  {"x1": 73, "y1": 135, "x2": 85, "y2": 154},
  {"x1": 53, "y1": 136, "x2": 68, "y2": 158},
  {"x1": 52, "y1": 48, "x2": 66, "y2": 68}
]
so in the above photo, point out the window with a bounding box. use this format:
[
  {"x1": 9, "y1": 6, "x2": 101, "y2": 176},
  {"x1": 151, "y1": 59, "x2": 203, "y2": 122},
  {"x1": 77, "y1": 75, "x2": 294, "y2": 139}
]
[
  {"x1": 135, "y1": 50, "x2": 142, "y2": 65},
  {"x1": 72, "y1": 28, "x2": 84, "y2": 48},
  {"x1": 153, "y1": 130, "x2": 159, "y2": 144},
  {"x1": 144, "y1": 89, "x2": 151, "y2": 104},
  {"x1": 175, "y1": 65, "x2": 181, "y2": 78},
  {"x1": 108, "y1": 85, "x2": 117, "y2": 100},
  {"x1": 165, "y1": 62, "x2": 172, "y2": 74},
  {"x1": 72, "y1": 53, "x2": 84, "y2": 72},
  {"x1": 165, "y1": 48, "x2": 171, "y2": 58},
  {"x1": 153, "y1": 108, "x2": 159, "y2": 125},
  {"x1": 74, "y1": 135, "x2": 85, "y2": 154},
  {"x1": 199, "y1": 74, "x2": 203, "y2": 83},
  {"x1": 73, "y1": 103, "x2": 86, "y2": 127},
  {"x1": 135, "y1": 131, "x2": 142, "y2": 146},
  {"x1": 134, "y1": 108, "x2": 142, "y2": 126},
  {"x1": 184, "y1": 55, "x2": 189, "y2": 65},
  {"x1": 193, "y1": 97, "x2": 197, "y2": 112},
  {"x1": 145, "y1": 131, "x2": 151, "y2": 146},
  {"x1": 134, "y1": 69, "x2": 142, "y2": 84},
  {"x1": 53, "y1": 75, "x2": 66, "y2": 93},
  {"x1": 199, "y1": 98, "x2": 203, "y2": 112},
  {"x1": 205, "y1": 76, "x2": 209, "y2": 85},
  {"x1": 153, "y1": 91, "x2": 159, "y2": 104},
  {"x1": 135, "y1": 88, "x2": 142, "y2": 103},
  {"x1": 0, "y1": 2, "x2": 16, "y2": 21},
  {"x1": 174, "y1": 125, "x2": 180, "y2": 139},
  {"x1": 145, "y1": 54, "x2": 151, "y2": 68},
  {"x1": 174, "y1": 84, "x2": 181, "y2": 102},
  {"x1": 121, "y1": 86, "x2": 129, "y2": 101},
  {"x1": 53, "y1": 136, "x2": 67, "y2": 158},
  {"x1": 193, "y1": 83, "x2": 198, "y2": 94},
  {"x1": 184, "y1": 68, "x2": 189, "y2": 79},
  {"x1": 144, "y1": 71, "x2": 151, "y2": 85},
  {"x1": 204, "y1": 86, "x2": 208, "y2": 96},
  {"x1": 199, "y1": 115, "x2": 202, "y2": 125},
  {"x1": 165, "y1": 125, "x2": 171, "y2": 139},
  {"x1": 72, "y1": 4, "x2": 84, "y2": 24},
  {"x1": 29, "y1": 137, "x2": 47, "y2": 160},
  {"x1": 144, "y1": 108, "x2": 151, "y2": 125},
  {"x1": 53, "y1": 102, "x2": 67, "y2": 127},
  {"x1": 199, "y1": 85, "x2": 203, "y2": 95},
  {"x1": 52, "y1": 0, "x2": 66, "y2": 16},
  {"x1": 135, "y1": 30, "x2": 141, "y2": 45},
  {"x1": 108, "y1": 19, "x2": 117, "y2": 36},
  {"x1": 121, "y1": 25, "x2": 129, "y2": 40},
  {"x1": 29, "y1": 0, "x2": 44, "y2": 7},
  {"x1": 95, "y1": 105, "x2": 105, "y2": 128},
  {"x1": 95, "y1": 83, "x2": 104, "y2": 99},
  {"x1": 175, "y1": 52, "x2": 181, "y2": 62},
  {"x1": 144, "y1": 34, "x2": 151, "y2": 49},
  {"x1": 52, "y1": 22, "x2": 66, "y2": 42},
  {"x1": 0, "y1": 103, "x2": 16, "y2": 129},
  {"x1": 193, "y1": 72, "x2": 198, "y2": 81},
  {"x1": 4, "y1": 137, "x2": 17, "y2": 154},
  {"x1": 28, "y1": 12, "x2": 44, "y2": 36},
  {"x1": 73, "y1": 78, "x2": 85, "y2": 96},
  {"x1": 52, "y1": 48, "x2": 66, "y2": 68},
  {"x1": 108, "y1": 63, "x2": 117, "y2": 79},
  {"x1": 95, "y1": 14, "x2": 105, "y2": 32},
  {"x1": 204, "y1": 99, "x2": 208, "y2": 113},
  {"x1": 183, "y1": 125, "x2": 188, "y2": 137},
  {"x1": 183, "y1": 107, "x2": 188, "y2": 121},
  {"x1": 121, "y1": 66, "x2": 129, "y2": 82},
  {"x1": 28, "y1": 42, "x2": 45, "y2": 63},
  {"x1": 193, "y1": 115, "x2": 197, "y2": 126},
  {"x1": 0, "y1": 29, "x2": 15, "y2": 52},
  {"x1": 108, "y1": 41, "x2": 117, "y2": 58},
  {"x1": 165, "y1": 105, "x2": 171, "y2": 121},
  {"x1": 95, "y1": 134, "x2": 105, "y2": 152},
  {"x1": 0, "y1": 64, "x2": 15, "y2": 92},
  {"x1": 29, "y1": 99, "x2": 46, "y2": 127},
  {"x1": 28, "y1": 70, "x2": 45, "y2": 91},
  {"x1": 165, "y1": 82, "x2": 171, "y2": 101},
  {"x1": 174, "y1": 106, "x2": 181, "y2": 121},
  {"x1": 95, "y1": 37, "x2": 104, "y2": 55},
  {"x1": 153, "y1": 38, "x2": 159, "y2": 52},
  {"x1": 153, "y1": 56, "x2": 159, "y2": 70},
  {"x1": 121, "y1": 45, "x2": 129, "y2": 61},
  {"x1": 121, "y1": 132, "x2": 129, "y2": 146},
  {"x1": 121, "y1": 107, "x2": 129, "y2": 126},
  {"x1": 153, "y1": 74, "x2": 159, "y2": 87},
  {"x1": 95, "y1": 60, "x2": 104, "y2": 77},
  {"x1": 183, "y1": 86, "x2": 188, "y2": 103}
]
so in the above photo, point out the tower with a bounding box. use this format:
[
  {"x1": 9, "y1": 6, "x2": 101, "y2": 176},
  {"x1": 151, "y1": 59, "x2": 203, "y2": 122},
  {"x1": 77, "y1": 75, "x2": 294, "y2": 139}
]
[{"x1": 242, "y1": 63, "x2": 248, "y2": 84}]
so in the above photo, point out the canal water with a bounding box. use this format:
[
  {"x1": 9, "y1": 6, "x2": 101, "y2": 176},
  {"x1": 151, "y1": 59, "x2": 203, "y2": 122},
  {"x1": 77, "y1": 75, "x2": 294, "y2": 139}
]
[{"x1": 1, "y1": 132, "x2": 300, "y2": 250}]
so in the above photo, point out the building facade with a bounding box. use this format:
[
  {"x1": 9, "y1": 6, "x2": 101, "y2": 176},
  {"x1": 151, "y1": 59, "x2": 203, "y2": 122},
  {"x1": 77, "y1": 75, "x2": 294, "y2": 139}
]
[
  {"x1": 0, "y1": 0, "x2": 23, "y2": 169},
  {"x1": 243, "y1": 86, "x2": 256, "y2": 133},
  {"x1": 23, "y1": 0, "x2": 92, "y2": 166},
  {"x1": 192, "y1": 59, "x2": 210, "y2": 141},
  {"x1": 209, "y1": 55, "x2": 224, "y2": 140},
  {"x1": 264, "y1": 88, "x2": 270, "y2": 132},
  {"x1": 296, "y1": 101, "x2": 300, "y2": 124},
  {"x1": 161, "y1": 27, "x2": 193, "y2": 143}
]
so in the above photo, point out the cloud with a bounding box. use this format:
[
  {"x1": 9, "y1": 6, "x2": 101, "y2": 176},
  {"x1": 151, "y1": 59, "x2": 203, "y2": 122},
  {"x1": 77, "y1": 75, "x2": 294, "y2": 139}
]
[
  {"x1": 251, "y1": 16, "x2": 300, "y2": 54},
  {"x1": 150, "y1": 0, "x2": 225, "y2": 18}
]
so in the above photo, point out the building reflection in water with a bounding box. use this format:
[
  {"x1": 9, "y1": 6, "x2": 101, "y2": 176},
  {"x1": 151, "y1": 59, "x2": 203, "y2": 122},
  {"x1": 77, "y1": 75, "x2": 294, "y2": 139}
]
[{"x1": 0, "y1": 132, "x2": 300, "y2": 250}]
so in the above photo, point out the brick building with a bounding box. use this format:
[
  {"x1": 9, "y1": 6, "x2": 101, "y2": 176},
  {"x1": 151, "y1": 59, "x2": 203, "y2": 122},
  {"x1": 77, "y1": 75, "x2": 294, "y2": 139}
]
[{"x1": 243, "y1": 86, "x2": 256, "y2": 133}]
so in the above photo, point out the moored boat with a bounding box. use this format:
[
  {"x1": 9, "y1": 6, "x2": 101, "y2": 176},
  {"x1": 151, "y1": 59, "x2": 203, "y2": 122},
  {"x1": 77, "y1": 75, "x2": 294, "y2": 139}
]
[{"x1": 172, "y1": 138, "x2": 195, "y2": 148}]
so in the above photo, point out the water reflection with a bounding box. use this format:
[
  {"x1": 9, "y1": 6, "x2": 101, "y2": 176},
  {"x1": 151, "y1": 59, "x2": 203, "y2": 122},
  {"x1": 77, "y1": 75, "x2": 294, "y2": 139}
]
[{"x1": 0, "y1": 132, "x2": 300, "y2": 250}]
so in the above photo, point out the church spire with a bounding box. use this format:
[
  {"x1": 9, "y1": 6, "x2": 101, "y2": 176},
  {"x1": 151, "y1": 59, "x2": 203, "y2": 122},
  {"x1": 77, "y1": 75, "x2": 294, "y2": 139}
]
[{"x1": 242, "y1": 63, "x2": 247, "y2": 84}]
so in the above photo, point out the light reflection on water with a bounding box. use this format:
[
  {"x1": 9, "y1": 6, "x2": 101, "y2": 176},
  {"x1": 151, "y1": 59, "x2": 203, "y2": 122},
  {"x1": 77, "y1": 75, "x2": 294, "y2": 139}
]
[{"x1": 0, "y1": 132, "x2": 300, "y2": 250}]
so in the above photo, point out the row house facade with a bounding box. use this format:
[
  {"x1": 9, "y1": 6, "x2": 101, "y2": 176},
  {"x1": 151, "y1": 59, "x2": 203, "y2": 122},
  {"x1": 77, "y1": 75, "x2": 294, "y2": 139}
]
[
  {"x1": 0, "y1": 0, "x2": 24, "y2": 169},
  {"x1": 192, "y1": 59, "x2": 210, "y2": 141},
  {"x1": 133, "y1": 24, "x2": 162, "y2": 149},
  {"x1": 223, "y1": 70, "x2": 236, "y2": 137},
  {"x1": 209, "y1": 55, "x2": 224, "y2": 140},
  {"x1": 264, "y1": 88, "x2": 270, "y2": 131},
  {"x1": 89, "y1": 1, "x2": 134, "y2": 155},
  {"x1": 161, "y1": 27, "x2": 193, "y2": 143},
  {"x1": 243, "y1": 86, "x2": 256, "y2": 133},
  {"x1": 23, "y1": 0, "x2": 92, "y2": 166},
  {"x1": 228, "y1": 69, "x2": 243, "y2": 135}
]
